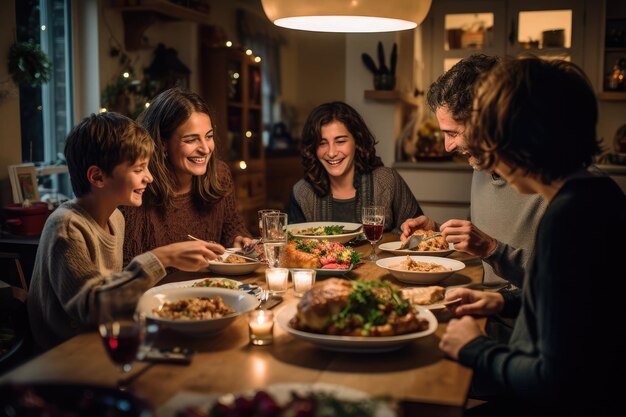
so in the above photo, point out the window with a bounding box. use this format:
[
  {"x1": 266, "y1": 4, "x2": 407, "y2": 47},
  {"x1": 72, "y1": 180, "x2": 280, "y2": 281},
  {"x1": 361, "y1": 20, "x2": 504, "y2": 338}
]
[{"x1": 15, "y1": 0, "x2": 73, "y2": 199}]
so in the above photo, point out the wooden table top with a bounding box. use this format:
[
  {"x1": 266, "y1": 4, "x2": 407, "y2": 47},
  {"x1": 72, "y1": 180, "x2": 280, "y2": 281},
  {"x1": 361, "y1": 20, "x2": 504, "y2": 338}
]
[{"x1": 0, "y1": 234, "x2": 485, "y2": 417}]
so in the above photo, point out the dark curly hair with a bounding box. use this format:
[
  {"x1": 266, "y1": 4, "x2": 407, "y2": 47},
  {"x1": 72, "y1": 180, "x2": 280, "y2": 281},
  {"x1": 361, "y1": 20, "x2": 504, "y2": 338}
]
[
  {"x1": 300, "y1": 101, "x2": 383, "y2": 196},
  {"x1": 427, "y1": 54, "x2": 500, "y2": 122},
  {"x1": 467, "y1": 56, "x2": 601, "y2": 184}
]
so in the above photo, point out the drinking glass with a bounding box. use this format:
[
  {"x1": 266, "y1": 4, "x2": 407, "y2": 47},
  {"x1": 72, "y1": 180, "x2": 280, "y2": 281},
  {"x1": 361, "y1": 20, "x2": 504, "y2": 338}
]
[
  {"x1": 258, "y1": 209, "x2": 280, "y2": 237},
  {"x1": 362, "y1": 206, "x2": 385, "y2": 261},
  {"x1": 262, "y1": 212, "x2": 288, "y2": 268},
  {"x1": 97, "y1": 286, "x2": 144, "y2": 389}
]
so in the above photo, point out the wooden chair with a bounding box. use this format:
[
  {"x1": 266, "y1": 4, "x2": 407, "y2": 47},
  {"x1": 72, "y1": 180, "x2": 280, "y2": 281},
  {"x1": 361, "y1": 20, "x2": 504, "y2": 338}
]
[
  {"x1": 0, "y1": 283, "x2": 32, "y2": 374},
  {"x1": 0, "y1": 252, "x2": 28, "y2": 292}
]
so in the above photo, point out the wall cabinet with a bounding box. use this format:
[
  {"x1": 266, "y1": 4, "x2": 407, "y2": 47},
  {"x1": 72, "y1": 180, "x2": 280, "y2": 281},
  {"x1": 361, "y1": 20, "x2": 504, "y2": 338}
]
[
  {"x1": 599, "y1": 0, "x2": 626, "y2": 101},
  {"x1": 428, "y1": 0, "x2": 585, "y2": 77},
  {"x1": 199, "y1": 30, "x2": 265, "y2": 232}
]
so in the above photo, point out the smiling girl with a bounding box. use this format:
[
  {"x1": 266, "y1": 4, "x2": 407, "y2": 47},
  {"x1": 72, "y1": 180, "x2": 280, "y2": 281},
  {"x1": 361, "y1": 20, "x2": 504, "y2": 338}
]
[
  {"x1": 122, "y1": 88, "x2": 253, "y2": 264},
  {"x1": 289, "y1": 101, "x2": 423, "y2": 231}
]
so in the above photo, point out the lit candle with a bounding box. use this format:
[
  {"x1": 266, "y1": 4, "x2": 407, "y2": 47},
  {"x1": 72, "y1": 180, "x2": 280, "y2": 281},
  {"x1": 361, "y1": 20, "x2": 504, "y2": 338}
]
[
  {"x1": 292, "y1": 269, "x2": 316, "y2": 297},
  {"x1": 248, "y1": 310, "x2": 274, "y2": 345},
  {"x1": 265, "y1": 268, "x2": 289, "y2": 294}
]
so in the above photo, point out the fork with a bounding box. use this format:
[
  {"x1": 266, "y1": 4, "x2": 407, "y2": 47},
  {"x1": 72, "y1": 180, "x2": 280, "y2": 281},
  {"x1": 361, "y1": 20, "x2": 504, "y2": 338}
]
[
  {"x1": 187, "y1": 234, "x2": 258, "y2": 262},
  {"x1": 400, "y1": 232, "x2": 442, "y2": 250}
]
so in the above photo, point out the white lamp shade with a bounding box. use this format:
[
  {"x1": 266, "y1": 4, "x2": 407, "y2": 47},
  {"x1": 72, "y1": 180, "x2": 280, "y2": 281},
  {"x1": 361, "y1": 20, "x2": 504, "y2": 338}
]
[{"x1": 261, "y1": 0, "x2": 432, "y2": 33}]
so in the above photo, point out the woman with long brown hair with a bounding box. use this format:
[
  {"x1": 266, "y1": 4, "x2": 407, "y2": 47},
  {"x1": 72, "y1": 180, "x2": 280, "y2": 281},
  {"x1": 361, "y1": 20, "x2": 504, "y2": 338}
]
[{"x1": 122, "y1": 88, "x2": 252, "y2": 264}]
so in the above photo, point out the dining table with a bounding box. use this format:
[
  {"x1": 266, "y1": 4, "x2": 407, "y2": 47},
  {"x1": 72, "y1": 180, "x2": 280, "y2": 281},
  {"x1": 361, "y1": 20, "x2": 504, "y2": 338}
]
[{"x1": 0, "y1": 233, "x2": 486, "y2": 417}]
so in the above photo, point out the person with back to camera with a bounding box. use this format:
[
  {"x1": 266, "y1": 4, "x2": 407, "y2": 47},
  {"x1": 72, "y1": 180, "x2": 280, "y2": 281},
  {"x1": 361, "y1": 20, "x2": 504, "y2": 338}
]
[
  {"x1": 28, "y1": 112, "x2": 217, "y2": 350},
  {"x1": 122, "y1": 88, "x2": 254, "y2": 265},
  {"x1": 288, "y1": 101, "x2": 424, "y2": 231},
  {"x1": 401, "y1": 54, "x2": 547, "y2": 290},
  {"x1": 439, "y1": 57, "x2": 625, "y2": 417}
]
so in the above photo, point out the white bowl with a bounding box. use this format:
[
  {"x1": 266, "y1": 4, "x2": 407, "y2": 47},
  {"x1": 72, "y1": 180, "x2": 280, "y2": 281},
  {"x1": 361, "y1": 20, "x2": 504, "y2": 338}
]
[
  {"x1": 286, "y1": 222, "x2": 362, "y2": 244},
  {"x1": 208, "y1": 259, "x2": 262, "y2": 275},
  {"x1": 137, "y1": 287, "x2": 260, "y2": 336},
  {"x1": 376, "y1": 256, "x2": 465, "y2": 285}
]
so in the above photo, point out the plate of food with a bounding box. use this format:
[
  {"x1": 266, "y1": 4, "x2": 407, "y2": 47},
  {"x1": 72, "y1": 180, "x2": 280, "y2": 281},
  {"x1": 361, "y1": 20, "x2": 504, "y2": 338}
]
[
  {"x1": 376, "y1": 256, "x2": 465, "y2": 285},
  {"x1": 287, "y1": 222, "x2": 363, "y2": 244},
  {"x1": 275, "y1": 278, "x2": 437, "y2": 352},
  {"x1": 165, "y1": 382, "x2": 396, "y2": 417},
  {"x1": 207, "y1": 250, "x2": 262, "y2": 275},
  {"x1": 136, "y1": 287, "x2": 260, "y2": 336},
  {"x1": 282, "y1": 239, "x2": 360, "y2": 275},
  {"x1": 378, "y1": 241, "x2": 454, "y2": 257},
  {"x1": 145, "y1": 278, "x2": 262, "y2": 298},
  {"x1": 379, "y1": 229, "x2": 454, "y2": 257}
]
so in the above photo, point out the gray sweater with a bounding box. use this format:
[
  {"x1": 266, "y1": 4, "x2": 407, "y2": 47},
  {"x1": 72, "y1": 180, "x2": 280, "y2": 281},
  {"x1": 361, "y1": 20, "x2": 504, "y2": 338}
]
[
  {"x1": 470, "y1": 170, "x2": 546, "y2": 286},
  {"x1": 289, "y1": 166, "x2": 423, "y2": 232},
  {"x1": 28, "y1": 200, "x2": 166, "y2": 350}
]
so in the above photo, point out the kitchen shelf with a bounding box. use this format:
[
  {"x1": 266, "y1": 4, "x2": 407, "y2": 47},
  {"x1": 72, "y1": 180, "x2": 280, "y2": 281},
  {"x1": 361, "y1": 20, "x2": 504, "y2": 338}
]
[
  {"x1": 364, "y1": 90, "x2": 417, "y2": 108},
  {"x1": 598, "y1": 91, "x2": 626, "y2": 101},
  {"x1": 109, "y1": 0, "x2": 210, "y2": 50},
  {"x1": 110, "y1": 0, "x2": 209, "y2": 22}
]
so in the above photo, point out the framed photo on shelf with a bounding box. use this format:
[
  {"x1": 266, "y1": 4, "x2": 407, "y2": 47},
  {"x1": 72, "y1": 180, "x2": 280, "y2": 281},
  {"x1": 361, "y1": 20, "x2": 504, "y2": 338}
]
[{"x1": 8, "y1": 163, "x2": 40, "y2": 203}]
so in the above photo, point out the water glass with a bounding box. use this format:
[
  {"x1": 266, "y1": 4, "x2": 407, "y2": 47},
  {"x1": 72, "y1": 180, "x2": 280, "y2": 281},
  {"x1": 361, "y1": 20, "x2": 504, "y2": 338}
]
[
  {"x1": 264, "y1": 241, "x2": 286, "y2": 268},
  {"x1": 262, "y1": 212, "x2": 288, "y2": 243},
  {"x1": 265, "y1": 267, "x2": 289, "y2": 294},
  {"x1": 291, "y1": 269, "x2": 316, "y2": 297},
  {"x1": 257, "y1": 209, "x2": 280, "y2": 237}
]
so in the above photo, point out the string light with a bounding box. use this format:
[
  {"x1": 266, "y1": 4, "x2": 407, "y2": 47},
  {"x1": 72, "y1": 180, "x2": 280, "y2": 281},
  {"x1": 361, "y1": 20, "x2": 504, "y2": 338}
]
[
  {"x1": 239, "y1": 161, "x2": 247, "y2": 170},
  {"x1": 122, "y1": 72, "x2": 130, "y2": 78},
  {"x1": 145, "y1": 102, "x2": 150, "y2": 108},
  {"x1": 99, "y1": 108, "x2": 107, "y2": 113},
  {"x1": 245, "y1": 49, "x2": 253, "y2": 56},
  {"x1": 245, "y1": 131, "x2": 253, "y2": 138},
  {"x1": 254, "y1": 56, "x2": 261, "y2": 63},
  {"x1": 226, "y1": 40, "x2": 233, "y2": 47},
  {"x1": 41, "y1": 25, "x2": 46, "y2": 31}
]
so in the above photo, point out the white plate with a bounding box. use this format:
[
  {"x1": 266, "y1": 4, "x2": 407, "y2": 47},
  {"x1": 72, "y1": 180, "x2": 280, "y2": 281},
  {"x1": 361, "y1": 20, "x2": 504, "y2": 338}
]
[
  {"x1": 156, "y1": 383, "x2": 396, "y2": 417},
  {"x1": 286, "y1": 221, "x2": 362, "y2": 244},
  {"x1": 376, "y1": 256, "x2": 466, "y2": 285},
  {"x1": 137, "y1": 287, "x2": 260, "y2": 336},
  {"x1": 275, "y1": 303, "x2": 437, "y2": 352},
  {"x1": 145, "y1": 279, "x2": 261, "y2": 298},
  {"x1": 378, "y1": 241, "x2": 455, "y2": 257}
]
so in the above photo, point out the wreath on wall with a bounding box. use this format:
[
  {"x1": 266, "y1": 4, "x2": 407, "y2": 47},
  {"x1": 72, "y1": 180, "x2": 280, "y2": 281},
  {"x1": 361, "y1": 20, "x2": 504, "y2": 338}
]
[{"x1": 7, "y1": 41, "x2": 52, "y2": 87}]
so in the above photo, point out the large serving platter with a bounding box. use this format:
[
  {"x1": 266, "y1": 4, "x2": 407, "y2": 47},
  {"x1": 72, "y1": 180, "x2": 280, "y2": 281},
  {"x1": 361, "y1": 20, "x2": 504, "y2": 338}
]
[
  {"x1": 378, "y1": 241, "x2": 455, "y2": 257},
  {"x1": 157, "y1": 382, "x2": 396, "y2": 417},
  {"x1": 275, "y1": 303, "x2": 437, "y2": 353},
  {"x1": 286, "y1": 221, "x2": 362, "y2": 244}
]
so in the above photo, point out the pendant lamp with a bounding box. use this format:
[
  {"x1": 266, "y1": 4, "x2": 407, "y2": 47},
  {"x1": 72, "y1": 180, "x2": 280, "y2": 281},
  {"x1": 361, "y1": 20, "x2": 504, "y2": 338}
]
[{"x1": 261, "y1": 0, "x2": 432, "y2": 33}]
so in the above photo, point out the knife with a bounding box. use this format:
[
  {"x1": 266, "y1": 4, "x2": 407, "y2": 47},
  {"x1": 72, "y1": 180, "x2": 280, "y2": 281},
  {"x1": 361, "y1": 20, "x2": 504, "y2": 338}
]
[{"x1": 259, "y1": 295, "x2": 283, "y2": 310}]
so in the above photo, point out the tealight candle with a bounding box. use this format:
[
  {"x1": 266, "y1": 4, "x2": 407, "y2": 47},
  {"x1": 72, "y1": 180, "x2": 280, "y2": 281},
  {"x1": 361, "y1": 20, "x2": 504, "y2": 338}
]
[
  {"x1": 291, "y1": 269, "x2": 316, "y2": 297},
  {"x1": 248, "y1": 310, "x2": 274, "y2": 345},
  {"x1": 265, "y1": 267, "x2": 289, "y2": 294}
]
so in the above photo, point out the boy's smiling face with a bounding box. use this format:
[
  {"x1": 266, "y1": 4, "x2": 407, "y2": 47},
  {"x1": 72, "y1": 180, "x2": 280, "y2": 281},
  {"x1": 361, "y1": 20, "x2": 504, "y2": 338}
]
[{"x1": 104, "y1": 157, "x2": 153, "y2": 207}]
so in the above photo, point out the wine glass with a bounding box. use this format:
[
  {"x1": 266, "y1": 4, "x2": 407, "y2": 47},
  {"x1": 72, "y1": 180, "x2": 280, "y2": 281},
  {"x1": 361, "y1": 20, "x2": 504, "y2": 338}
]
[
  {"x1": 362, "y1": 206, "x2": 385, "y2": 261},
  {"x1": 97, "y1": 286, "x2": 144, "y2": 389}
]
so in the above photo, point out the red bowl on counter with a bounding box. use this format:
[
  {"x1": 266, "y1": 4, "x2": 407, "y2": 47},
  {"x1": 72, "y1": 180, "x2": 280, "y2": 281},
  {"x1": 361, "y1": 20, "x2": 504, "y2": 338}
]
[{"x1": 3, "y1": 202, "x2": 52, "y2": 236}]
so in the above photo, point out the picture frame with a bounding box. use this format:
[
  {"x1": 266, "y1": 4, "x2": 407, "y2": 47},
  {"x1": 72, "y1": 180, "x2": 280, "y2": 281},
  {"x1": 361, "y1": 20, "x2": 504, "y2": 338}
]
[{"x1": 8, "y1": 163, "x2": 40, "y2": 203}]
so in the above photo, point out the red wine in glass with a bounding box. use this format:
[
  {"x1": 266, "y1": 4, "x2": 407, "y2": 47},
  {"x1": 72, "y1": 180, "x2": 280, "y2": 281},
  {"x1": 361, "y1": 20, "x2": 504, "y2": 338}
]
[
  {"x1": 99, "y1": 320, "x2": 142, "y2": 373},
  {"x1": 362, "y1": 206, "x2": 385, "y2": 261}
]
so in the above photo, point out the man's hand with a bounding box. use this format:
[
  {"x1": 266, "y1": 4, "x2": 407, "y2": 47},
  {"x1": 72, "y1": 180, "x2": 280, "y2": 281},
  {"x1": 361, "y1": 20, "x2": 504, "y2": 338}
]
[
  {"x1": 439, "y1": 219, "x2": 497, "y2": 258},
  {"x1": 400, "y1": 215, "x2": 437, "y2": 242}
]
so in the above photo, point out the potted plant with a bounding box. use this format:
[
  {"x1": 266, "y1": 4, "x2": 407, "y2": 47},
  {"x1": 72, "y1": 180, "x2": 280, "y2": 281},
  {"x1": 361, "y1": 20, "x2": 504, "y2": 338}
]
[{"x1": 361, "y1": 41, "x2": 397, "y2": 90}]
